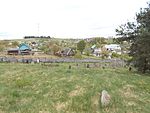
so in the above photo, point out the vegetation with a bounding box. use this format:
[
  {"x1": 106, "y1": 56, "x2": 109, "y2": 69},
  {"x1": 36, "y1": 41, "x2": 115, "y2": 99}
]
[
  {"x1": 0, "y1": 40, "x2": 9, "y2": 52},
  {"x1": 74, "y1": 51, "x2": 82, "y2": 59},
  {"x1": 77, "y1": 40, "x2": 86, "y2": 54},
  {"x1": 0, "y1": 63, "x2": 150, "y2": 113},
  {"x1": 116, "y1": 3, "x2": 150, "y2": 73},
  {"x1": 0, "y1": 37, "x2": 124, "y2": 60},
  {"x1": 11, "y1": 41, "x2": 19, "y2": 48},
  {"x1": 1, "y1": 2, "x2": 150, "y2": 113},
  {"x1": 90, "y1": 37, "x2": 107, "y2": 47}
]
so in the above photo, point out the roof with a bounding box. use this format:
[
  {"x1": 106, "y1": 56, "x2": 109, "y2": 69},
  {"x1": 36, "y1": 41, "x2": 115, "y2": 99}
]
[
  {"x1": 62, "y1": 48, "x2": 72, "y2": 54},
  {"x1": 19, "y1": 43, "x2": 31, "y2": 51},
  {"x1": 61, "y1": 48, "x2": 75, "y2": 56},
  {"x1": 7, "y1": 48, "x2": 19, "y2": 51},
  {"x1": 91, "y1": 44, "x2": 96, "y2": 49},
  {"x1": 104, "y1": 44, "x2": 121, "y2": 50}
]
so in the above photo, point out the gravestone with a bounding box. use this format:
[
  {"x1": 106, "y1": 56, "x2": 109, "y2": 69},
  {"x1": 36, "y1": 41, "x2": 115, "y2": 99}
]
[
  {"x1": 101, "y1": 90, "x2": 111, "y2": 106},
  {"x1": 69, "y1": 65, "x2": 71, "y2": 69},
  {"x1": 87, "y1": 64, "x2": 90, "y2": 68}
]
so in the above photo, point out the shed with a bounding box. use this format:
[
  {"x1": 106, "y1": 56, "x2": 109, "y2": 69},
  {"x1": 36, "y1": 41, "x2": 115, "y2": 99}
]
[{"x1": 7, "y1": 48, "x2": 19, "y2": 55}]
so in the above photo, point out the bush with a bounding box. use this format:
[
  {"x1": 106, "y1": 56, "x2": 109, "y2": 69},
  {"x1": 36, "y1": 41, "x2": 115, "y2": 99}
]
[
  {"x1": 120, "y1": 54, "x2": 132, "y2": 61},
  {"x1": 112, "y1": 52, "x2": 120, "y2": 58},
  {"x1": 74, "y1": 51, "x2": 82, "y2": 59},
  {"x1": 84, "y1": 50, "x2": 90, "y2": 56}
]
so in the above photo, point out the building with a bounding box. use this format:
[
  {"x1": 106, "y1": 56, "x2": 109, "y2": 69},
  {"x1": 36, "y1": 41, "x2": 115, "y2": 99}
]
[
  {"x1": 19, "y1": 43, "x2": 31, "y2": 55},
  {"x1": 55, "y1": 48, "x2": 75, "y2": 57},
  {"x1": 7, "y1": 48, "x2": 19, "y2": 55},
  {"x1": 104, "y1": 44, "x2": 121, "y2": 54},
  {"x1": 7, "y1": 43, "x2": 32, "y2": 55},
  {"x1": 93, "y1": 48, "x2": 102, "y2": 57}
]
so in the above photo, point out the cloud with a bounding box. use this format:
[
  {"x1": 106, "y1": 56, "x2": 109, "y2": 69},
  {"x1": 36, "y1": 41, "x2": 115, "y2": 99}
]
[{"x1": 0, "y1": 0, "x2": 148, "y2": 39}]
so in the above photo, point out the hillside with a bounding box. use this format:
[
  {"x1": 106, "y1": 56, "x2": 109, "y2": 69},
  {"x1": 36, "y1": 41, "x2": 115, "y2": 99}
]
[{"x1": 0, "y1": 63, "x2": 149, "y2": 113}]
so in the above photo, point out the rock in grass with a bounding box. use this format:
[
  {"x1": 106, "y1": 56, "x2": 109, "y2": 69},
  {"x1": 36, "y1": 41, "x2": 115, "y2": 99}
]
[{"x1": 101, "y1": 90, "x2": 111, "y2": 106}]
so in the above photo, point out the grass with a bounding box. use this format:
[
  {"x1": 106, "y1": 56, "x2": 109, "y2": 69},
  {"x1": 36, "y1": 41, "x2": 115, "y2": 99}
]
[{"x1": 0, "y1": 63, "x2": 150, "y2": 113}]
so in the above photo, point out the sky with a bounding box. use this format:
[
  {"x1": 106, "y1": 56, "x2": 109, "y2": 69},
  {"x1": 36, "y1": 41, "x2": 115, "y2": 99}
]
[{"x1": 0, "y1": 0, "x2": 148, "y2": 40}]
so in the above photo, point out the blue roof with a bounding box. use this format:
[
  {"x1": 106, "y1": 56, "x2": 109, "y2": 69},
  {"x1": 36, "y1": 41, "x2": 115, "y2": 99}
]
[{"x1": 19, "y1": 43, "x2": 31, "y2": 50}]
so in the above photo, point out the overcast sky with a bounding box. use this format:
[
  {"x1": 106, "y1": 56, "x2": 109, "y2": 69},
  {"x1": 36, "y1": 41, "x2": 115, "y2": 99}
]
[{"x1": 0, "y1": 0, "x2": 148, "y2": 40}]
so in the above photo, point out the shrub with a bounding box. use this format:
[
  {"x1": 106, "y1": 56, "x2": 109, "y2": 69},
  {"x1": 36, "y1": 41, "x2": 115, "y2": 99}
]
[
  {"x1": 112, "y1": 52, "x2": 120, "y2": 58},
  {"x1": 74, "y1": 51, "x2": 82, "y2": 59}
]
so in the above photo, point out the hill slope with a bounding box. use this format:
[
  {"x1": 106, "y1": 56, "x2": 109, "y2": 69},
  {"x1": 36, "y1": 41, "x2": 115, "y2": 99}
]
[{"x1": 0, "y1": 63, "x2": 150, "y2": 113}]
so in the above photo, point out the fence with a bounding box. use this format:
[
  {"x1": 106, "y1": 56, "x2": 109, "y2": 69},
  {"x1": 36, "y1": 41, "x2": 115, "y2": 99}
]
[{"x1": 0, "y1": 56, "x2": 126, "y2": 68}]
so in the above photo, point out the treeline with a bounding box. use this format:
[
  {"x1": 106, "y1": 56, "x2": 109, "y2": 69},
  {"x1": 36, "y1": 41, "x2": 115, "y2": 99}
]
[{"x1": 24, "y1": 36, "x2": 51, "y2": 39}]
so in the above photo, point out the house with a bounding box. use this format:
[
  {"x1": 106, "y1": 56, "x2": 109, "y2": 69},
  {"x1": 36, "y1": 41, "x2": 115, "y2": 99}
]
[
  {"x1": 19, "y1": 43, "x2": 32, "y2": 55},
  {"x1": 7, "y1": 48, "x2": 19, "y2": 55},
  {"x1": 93, "y1": 48, "x2": 101, "y2": 57},
  {"x1": 90, "y1": 44, "x2": 102, "y2": 57},
  {"x1": 104, "y1": 44, "x2": 121, "y2": 54},
  {"x1": 7, "y1": 43, "x2": 32, "y2": 55},
  {"x1": 30, "y1": 41, "x2": 39, "y2": 49},
  {"x1": 55, "y1": 48, "x2": 75, "y2": 57}
]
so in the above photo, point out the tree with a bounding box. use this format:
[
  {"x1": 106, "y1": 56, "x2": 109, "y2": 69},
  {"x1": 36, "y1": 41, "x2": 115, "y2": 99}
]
[
  {"x1": 116, "y1": 3, "x2": 150, "y2": 73},
  {"x1": 39, "y1": 45, "x2": 51, "y2": 54},
  {"x1": 39, "y1": 41, "x2": 59, "y2": 55},
  {"x1": 0, "y1": 41, "x2": 9, "y2": 52},
  {"x1": 0, "y1": 45, "x2": 4, "y2": 52},
  {"x1": 101, "y1": 46, "x2": 109, "y2": 59},
  {"x1": 90, "y1": 37, "x2": 107, "y2": 48},
  {"x1": 77, "y1": 40, "x2": 86, "y2": 54},
  {"x1": 51, "y1": 44, "x2": 61, "y2": 55}
]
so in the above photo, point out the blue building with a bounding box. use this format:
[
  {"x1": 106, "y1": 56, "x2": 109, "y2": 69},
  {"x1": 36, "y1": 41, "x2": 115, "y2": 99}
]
[
  {"x1": 7, "y1": 43, "x2": 32, "y2": 55},
  {"x1": 19, "y1": 43, "x2": 31, "y2": 55}
]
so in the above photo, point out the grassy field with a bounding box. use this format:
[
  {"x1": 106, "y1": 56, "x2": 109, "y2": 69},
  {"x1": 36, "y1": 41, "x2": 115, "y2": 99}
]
[{"x1": 0, "y1": 63, "x2": 150, "y2": 113}]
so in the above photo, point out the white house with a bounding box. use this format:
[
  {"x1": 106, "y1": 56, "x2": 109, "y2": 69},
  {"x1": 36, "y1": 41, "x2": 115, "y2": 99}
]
[
  {"x1": 93, "y1": 48, "x2": 101, "y2": 57},
  {"x1": 104, "y1": 44, "x2": 121, "y2": 54}
]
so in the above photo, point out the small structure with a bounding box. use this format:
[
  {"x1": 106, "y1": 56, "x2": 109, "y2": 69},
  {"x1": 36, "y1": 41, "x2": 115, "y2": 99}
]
[
  {"x1": 7, "y1": 43, "x2": 32, "y2": 55},
  {"x1": 93, "y1": 48, "x2": 101, "y2": 57},
  {"x1": 19, "y1": 43, "x2": 32, "y2": 55},
  {"x1": 7, "y1": 48, "x2": 19, "y2": 55},
  {"x1": 104, "y1": 44, "x2": 121, "y2": 54},
  {"x1": 55, "y1": 48, "x2": 75, "y2": 57}
]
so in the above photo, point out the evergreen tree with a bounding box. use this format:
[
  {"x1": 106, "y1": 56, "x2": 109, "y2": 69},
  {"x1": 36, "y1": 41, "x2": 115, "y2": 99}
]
[{"x1": 116, "y1": 3, "x2": 150, "y2": 73}]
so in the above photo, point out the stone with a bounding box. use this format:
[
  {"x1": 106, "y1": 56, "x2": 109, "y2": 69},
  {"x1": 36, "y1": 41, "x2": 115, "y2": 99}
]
[{"x1": 101, "y1": 90, "x2": 111, "y2": 106}]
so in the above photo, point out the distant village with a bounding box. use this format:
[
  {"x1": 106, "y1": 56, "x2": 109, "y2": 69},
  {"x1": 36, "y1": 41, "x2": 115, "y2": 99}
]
[{"x1": 0, "y1": 36, "x2": 130, "y2": 60}]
